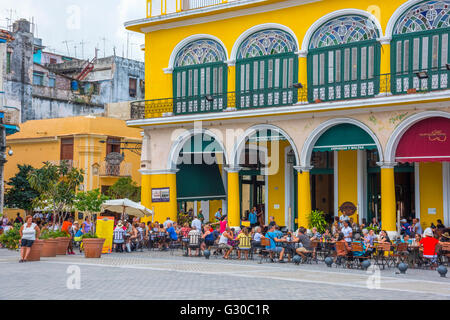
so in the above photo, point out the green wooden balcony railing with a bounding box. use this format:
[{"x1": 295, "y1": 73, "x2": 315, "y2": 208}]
[{"x1": 130, "y1": 68, "x2": 450, "y2": 120}]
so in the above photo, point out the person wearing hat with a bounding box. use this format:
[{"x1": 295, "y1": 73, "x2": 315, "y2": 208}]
[
  {"x1": 400, "y1": 218, "x2": 411, "y2": 236},
  {"x1": 439, "y1": 231, "x2": 450, "y2": 243},
  {"x1": 113, "y1": 221, "x2": 127, "y2": 253},
  {"x1": 419, "y1": 227, "x2": 439, "y2": 266}
]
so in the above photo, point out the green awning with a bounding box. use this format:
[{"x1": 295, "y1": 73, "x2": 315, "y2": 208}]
[
  {"x1": 176, "y1": 162, "x2": 226, "y2": 202},
  {"x1": 313, "y1": 124, "x2": 377, "y2": 152},
  {"x1": 179, "y1": 134, "x2": 223, "y2": 154}
]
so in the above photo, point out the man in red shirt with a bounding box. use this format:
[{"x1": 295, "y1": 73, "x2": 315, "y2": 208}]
[{"x1": 419, "y1": 228, "x2": 439, "y2": 265}]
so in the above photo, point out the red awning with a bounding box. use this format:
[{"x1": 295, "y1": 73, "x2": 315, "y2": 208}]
[{"x1": 395, "y1": 117, "x2": 450, "y2": 163}]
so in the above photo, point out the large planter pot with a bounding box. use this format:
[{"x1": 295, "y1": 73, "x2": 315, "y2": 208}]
[
  {"x1": 27, "y1": 239, "x2": 44, "y2": 261},
  {"x1": 41, "y1": 239, "x2": 58, "y2": 257},
  {"x1": 83, "y1": 238, "x2": 105, "y2": 258},
  {"x1": 56, "y1": 237, "x2": 71, "y2": 255}
]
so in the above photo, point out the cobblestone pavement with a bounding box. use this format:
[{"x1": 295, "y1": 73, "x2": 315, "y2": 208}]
[{"x1": 1, "y1": 249, "x2": 449, "y2": 300}]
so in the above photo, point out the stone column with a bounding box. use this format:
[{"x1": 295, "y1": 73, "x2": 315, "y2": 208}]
[
  {"x1": 226, "y1": 166, "x2": 241, "y2": 228},
  {"x1": 378, "y1": 162, "x2": 397, "y2": 237},
  {"x1": 294, "y1": 166, "x2": 313, "y2": 228}
]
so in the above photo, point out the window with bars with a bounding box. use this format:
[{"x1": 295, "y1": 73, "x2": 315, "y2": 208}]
[
  {"x1": 236, "y1": 53, "x2": 298, "y2": 109},
  {"x1": 391, "y1": 29, "x2": 450, "y2": 93},
  {"x1": 172, "y1": 39, "x2": 228, "y2": 114},
  {"x1": 308, "y1": 41, "x2": 380, "y2": 102},
  {"x1": 173, "y1": 62, "x2": 227, "y2": 114}
]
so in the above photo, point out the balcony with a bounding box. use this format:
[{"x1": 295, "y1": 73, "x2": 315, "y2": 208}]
[
  {"x1": 130, "y1": 69, "x2": 450, "y2": 120},
  {"x1": 98, "y1": 161, "x2": 132, "y2": 177},
  {"x1": 145, "y1": 0, "x2": 247, "y2": 18}
]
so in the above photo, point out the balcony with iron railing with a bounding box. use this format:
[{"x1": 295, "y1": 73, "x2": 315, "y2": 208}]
[
  {"x1": 130, "y1": 68, "x2": 450, "y2": 120},
  {"x1": 145, "y1": 0, "x2": 250, "y2": 18},
  {"x1": 98, "y1": 161, "x2": 132, "y2": 177}
]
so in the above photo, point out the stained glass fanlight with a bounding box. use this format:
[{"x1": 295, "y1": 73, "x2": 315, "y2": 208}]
[
  {"x1": 309, "y1": 15, "x2": 380, "y2": 50},
  {"x1": 393, "y1": 0, "x2": 450, "y2": 35},
  {"x1": 237, "y1": 29, "x2": 297, "y2": 60},
  {"x1": 174, "y1": 39, "x2": 227, "y2": 67}
]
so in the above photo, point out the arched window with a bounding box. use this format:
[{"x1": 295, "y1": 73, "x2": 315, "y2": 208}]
[
  {"x1": 308, "y1": 15, "x2": 381, "y2": 102},
  {"x1": 173, "y1": 39, "x2": 227, "y2": 114},
  {"x1": 391, "y1": 0, "x2": 450, "y2": 94},
  {"x1": 235, "y1": 29, "x2": 298, "y2": 109}
]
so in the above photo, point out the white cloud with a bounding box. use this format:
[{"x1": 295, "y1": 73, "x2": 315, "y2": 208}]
[{"x1": 0, "y1": 0, "x2": 145, "y2": 61}]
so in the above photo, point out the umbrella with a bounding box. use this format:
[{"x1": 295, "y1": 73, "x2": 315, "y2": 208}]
[{"x1": 100, "y1": 199, "x2": 153, "y2": 218}]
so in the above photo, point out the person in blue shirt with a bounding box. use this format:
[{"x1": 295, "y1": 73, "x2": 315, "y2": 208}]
[
  {"x1": 264, "y1": 225, "x2": 286, "y2": 263},
  {"x1": 166, "y1": 223, "x2": 178, "y2": 241},
  {"x1": 400, "y1": 219, "x2": 411, "y2": 236},
  {"x1": 248, "y1": 208, "x2": 257, "y2": 227},
  {"x1": 352, "y1": 233, "x2": 369, "y2": 261}
]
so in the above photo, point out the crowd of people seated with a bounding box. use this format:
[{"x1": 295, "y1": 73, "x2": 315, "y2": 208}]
[{"x1": 105, "y1": 211, "x2": 450, "y2": 267}]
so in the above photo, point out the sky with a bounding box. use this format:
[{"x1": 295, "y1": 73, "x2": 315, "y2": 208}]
[{"x1": 0, "y1": 0, "x2": 146, "y2": 61}]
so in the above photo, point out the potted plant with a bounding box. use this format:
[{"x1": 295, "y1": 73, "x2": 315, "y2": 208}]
[
  {"x1": 54, "y1": 230, "x2": 71, "y2": 255},
  {"x1": 39, "y1": 230, "x2": 58, "y2": 257},
  {"x1": 307, "y1": 210, "x2": 327, "y2": 233},
  {"x1": 82, "y1": 233, "x2": 105, "y2": 258},
  {"x1": 0, "y1": 223, "x2": 21, "y2": 250}
]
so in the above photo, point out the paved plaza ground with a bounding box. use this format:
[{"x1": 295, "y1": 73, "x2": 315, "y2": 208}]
[{"x1": 1, "y1": 248, "x2": 449, "y2": 300}]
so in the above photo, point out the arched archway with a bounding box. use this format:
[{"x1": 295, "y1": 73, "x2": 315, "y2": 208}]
[
  {"x1": 167, "y1": 128, "x2": 229, "y2": 222},
  {"x1": 227, "y1": 124, "x2": 301, "y2": 229},
  {"x1": 300, "y1": 118, "x2": 384, "y2": 223},
  {"x1": 385, "y1": 111, "x2": 450, "y2": 227}
]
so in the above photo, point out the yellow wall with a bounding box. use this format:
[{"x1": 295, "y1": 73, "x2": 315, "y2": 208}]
[
  {"x1": 338, "y1": 150, "x2": 359, "y2": 223},
  {"x1": 144, "y1": 173, "x2": 178, "y2": 223},
  {"x1": 141, "y1": 0, "x2": 405, "y2": 101},
  {"x1": 267, "y1": 140, "x2": 289, "y2": 226},
  {"x1": 209, "y1": 200, "x2": 222, "y2": 222},
  {"x1": 5, "y1": 116, "x2": 142, "y2": 196},
  {"x1": 419, "y1": 163, "x2": 444, "y2": 229}
]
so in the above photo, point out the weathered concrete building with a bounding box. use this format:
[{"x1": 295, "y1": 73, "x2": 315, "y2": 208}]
[{"x1": 1, "y1": 19, "x2": 145, "y2": 123}]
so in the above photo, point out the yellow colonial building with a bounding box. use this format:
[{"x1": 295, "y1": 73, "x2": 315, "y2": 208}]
[
  {"x1": 5, "y1": 116, "x2": 142, "y2": 194},
  {"x1": 126, "y1": 0, "x2": 450, "y2": 235}
]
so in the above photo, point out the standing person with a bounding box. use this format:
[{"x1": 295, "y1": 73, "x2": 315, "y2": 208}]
[
  {"x1": 82, "y1": 216, "x2": 93, "y2": 234},
  {"x1": 249, "y1": 208, "x2": 257, "y2": 228},
  {"x1": 191, "y1": 215, "x2": 202, "y2": 233},
  {"x1": 219, "y1": 215, "x2": 228, "y2": 234},
  {"x1": 14, "y1": 213, "x2": 24, "y2": 225},
  {"x1": 197, "y1": 210, "x2": 205, "y2": 224},
  {"x1": 19, "y1": 216, "x2": 40, "y2": 263},
  {"x1": 163, "y1": 217, "x2": 173, "y2": 229},
  {"x1": 256, "y1": 208, "x2": 264, "y2": 227},
  {"x1": 214, "y1": 208, "x2": 222, "y2": 222}
]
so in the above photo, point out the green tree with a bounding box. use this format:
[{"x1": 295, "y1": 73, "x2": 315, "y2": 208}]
[
  {"x1": 28, "y1": 161, "x2": 84, "y2": 225},
  {"x1": 74, "y1": 189, "x2": 109, "y2": 234},
  {"x1": 107, "y1": 177, "x2": 140, "y2": 202},
  {"x1": 4, "y1": 164, "x2": 40, "y2": 214}
]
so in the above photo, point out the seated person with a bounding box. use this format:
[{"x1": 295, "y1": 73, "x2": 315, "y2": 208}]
[
  {"x1": 264, "y1": 225, "x2": 286, "y2": 263},
  {"x1": 420, "y1": 228, "x2": 439, "y2": 265},
  {"x1": 310, "y1": 227, "x2": 322, "y2": 241},
  {"x1": 201, "y1": 225, "x2": 215, "y2": 251},
  {"x1": 294, "y1": 227, "x2": 314, "y2": 262},
  {"x1": 218, "y1": 227, "x2": 234, "y2": 260},
  {"x1": 164, "y1": 222, "x2": 178, "y2": 250},
  {"x1": 113, "y1": 221, "x2": 126, "y2": 252},
  {"x1": 188, "y1": 226, "x2": 201, "y2": 256},
  {"x1": 352, "y1": 233, "x2": 369, "y2": 258},
  {"x1": 335, "y1": 232, "x2": 352, "y2": 265},
  {"x1": 236, "y1": 227, "x2": 252, "y2": 260}
]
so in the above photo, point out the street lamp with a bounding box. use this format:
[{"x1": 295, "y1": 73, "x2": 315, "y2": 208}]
[
  {"x1": 415, "y1": 71, "x2": 429, "y2": 79},
  {"x1": 292, "y1": 83, "x2": 303, "y2": 89}
]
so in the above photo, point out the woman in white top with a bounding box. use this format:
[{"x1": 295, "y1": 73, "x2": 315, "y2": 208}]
[{"x1": 19, "y1": 215, "x2": 40, "y2": 263}]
